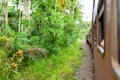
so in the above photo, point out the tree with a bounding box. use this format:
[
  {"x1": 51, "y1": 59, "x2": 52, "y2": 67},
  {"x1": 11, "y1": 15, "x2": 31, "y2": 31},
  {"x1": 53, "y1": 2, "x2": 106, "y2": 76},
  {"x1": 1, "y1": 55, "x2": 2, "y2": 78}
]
[
  {"x1": 2, "y1": 0, "x2": 8, "y2": 33},
  {"x1": 29, "y1": 0, "x2": 82, "y2": 53},
  {"x1": 0, "y1": 0, "x2": 83, "y2": 54}
]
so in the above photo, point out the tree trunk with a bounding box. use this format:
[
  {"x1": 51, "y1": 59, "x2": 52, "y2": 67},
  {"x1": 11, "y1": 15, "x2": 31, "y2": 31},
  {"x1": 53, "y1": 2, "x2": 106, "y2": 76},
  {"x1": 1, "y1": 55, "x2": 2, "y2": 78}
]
[
  {"x1": 5, "y1": 0, "x2": 8, "y2": 25},
  {"x1": 2, "y1": 0, "x2": 5, "y2": 32},
  {"x1": 19, "y1": 9, "x2": 21, "y2": 32},
  {"x1": 18, "y1": 0, "x2": 23, "y2": 32},
  {"x1": 28, "y1": 0, "x2": 31, "y2": 35},
  {"x1": 2, "y1": 0, "x2": 8, "y2": 33}
]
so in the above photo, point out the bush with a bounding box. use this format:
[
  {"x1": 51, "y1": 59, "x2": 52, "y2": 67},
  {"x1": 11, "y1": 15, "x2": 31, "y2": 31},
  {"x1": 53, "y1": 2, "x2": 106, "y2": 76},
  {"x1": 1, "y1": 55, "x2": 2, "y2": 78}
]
[{"x1": 29, "y1": 36, "x2": 40, "y2": 45}]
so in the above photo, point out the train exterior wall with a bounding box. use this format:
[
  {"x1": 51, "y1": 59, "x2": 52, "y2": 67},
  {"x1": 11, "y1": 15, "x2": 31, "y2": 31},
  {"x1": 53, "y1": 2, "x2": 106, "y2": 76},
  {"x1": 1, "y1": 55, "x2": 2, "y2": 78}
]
[{"x1": 92, "y1": 0, "x2": 120, "y2": 80}]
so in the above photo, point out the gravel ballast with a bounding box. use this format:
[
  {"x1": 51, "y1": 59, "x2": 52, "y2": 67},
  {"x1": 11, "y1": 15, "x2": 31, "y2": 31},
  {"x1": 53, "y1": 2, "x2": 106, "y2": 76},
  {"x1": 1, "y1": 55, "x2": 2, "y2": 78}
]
[{"x1": 76, "y1": 42, "x2": 94, "y2": 80}]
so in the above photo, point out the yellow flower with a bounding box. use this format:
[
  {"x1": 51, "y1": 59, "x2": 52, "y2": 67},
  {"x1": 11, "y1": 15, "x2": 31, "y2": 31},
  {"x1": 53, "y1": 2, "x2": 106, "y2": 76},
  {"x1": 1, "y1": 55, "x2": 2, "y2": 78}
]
[
  {"x1": 1, "y1": 36, "x2": 10, "y2": 42},
  {"x1": 11, "y1": 63, "x2": 18, "y2": 69},
  {"x1": 58, "y1": 0, "x2": 66, "y2": 11}
]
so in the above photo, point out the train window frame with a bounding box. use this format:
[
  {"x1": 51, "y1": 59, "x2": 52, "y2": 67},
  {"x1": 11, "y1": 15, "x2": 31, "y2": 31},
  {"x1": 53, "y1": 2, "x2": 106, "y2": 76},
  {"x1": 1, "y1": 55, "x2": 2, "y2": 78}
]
[
  {"x1": 97, "y1": 1, "x2": 105, "y2": 55},
  {"x1": 111, "y1": 0, "x2": 120, "y2": 78},
  {"x1": 117, "y1": 0, "x2": 120, "y2": 63},
  {"x1": 94, "y1": 25, "x2": 97, "y2": 43}
]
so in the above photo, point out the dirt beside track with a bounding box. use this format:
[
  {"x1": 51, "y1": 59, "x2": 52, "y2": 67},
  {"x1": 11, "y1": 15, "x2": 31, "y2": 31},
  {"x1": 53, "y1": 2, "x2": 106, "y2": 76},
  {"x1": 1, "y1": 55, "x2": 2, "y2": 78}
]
[{"x1": 76, "y1": 42, "x2": 94, "y2": 80}]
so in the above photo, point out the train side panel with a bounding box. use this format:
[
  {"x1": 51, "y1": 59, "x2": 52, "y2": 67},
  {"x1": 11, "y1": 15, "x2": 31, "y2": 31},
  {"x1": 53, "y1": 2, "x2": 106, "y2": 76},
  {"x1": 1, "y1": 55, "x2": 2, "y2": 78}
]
[{"x1": 92, "y1": 0, "x2": 120, "y2": 80}]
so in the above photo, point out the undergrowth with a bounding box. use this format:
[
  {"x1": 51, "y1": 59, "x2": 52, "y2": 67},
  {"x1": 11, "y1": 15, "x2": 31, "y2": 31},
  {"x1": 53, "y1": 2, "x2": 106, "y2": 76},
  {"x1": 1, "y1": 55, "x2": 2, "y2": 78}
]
[{"x1": 11, "y1": 40, "x2": 85, "y2": 80}]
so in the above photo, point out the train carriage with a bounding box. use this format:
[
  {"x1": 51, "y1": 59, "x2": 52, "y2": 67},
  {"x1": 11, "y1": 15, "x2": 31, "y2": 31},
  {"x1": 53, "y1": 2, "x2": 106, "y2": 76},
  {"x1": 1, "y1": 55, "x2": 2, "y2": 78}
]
[{"x1": 88, "y1": 0, "x2": 120, "y2": 80}]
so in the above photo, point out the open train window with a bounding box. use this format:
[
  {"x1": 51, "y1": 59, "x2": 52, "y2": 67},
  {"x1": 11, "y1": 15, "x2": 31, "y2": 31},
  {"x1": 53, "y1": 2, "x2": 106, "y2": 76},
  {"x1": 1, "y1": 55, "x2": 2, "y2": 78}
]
[
  {"x1": 94, "y1": 25, "x2": 97, "y2": 43},
  {"x1": 99, "y1": 13, "x2": 104, "y2": 46},
  {"x1": 97, "y1": 2, "x2": 104, "y2": 54}
]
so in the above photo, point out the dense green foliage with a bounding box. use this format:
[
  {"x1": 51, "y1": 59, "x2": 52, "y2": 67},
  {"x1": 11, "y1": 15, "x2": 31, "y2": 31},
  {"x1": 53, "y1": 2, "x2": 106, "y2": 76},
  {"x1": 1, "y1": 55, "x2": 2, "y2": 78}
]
[
  {"x1": 0, "y1": 0, "x2": 90, "y2": 79},
  {"x1": 79, "y1": 21, "x2": 91, "y2": 40},
  {"x1": 0, "y1": 40, "x2": 85, "y2": 80},
  {"x1": 30, "y1": 0, "x2": 82, "y2": 53},
  {"x1": 0, "y1": 0, "x2": 82, "y2": 53}
]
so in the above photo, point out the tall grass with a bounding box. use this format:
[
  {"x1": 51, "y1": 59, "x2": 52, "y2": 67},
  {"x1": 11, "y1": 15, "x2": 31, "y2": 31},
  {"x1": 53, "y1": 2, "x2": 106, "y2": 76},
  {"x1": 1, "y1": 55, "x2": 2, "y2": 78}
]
[{"x1": 7, "y1": 40, "x2": 85, "y2": 80}]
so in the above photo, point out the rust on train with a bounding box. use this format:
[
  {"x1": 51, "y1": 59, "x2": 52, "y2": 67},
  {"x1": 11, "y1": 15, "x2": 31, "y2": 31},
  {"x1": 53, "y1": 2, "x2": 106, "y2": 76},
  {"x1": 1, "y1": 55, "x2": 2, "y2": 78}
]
[{"x1": 86, "y1": 0, "x2": 120, "y2": 80}]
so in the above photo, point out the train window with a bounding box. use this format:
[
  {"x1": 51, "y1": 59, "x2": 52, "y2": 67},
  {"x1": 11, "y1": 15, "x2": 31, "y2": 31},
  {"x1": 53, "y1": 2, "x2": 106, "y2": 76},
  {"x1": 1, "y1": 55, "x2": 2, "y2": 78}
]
[
  {"x1": 95, "y1": 28, "x2": 97, "y2": 42},
  {"x1": 98, "y1": 3, "x2": 104, "y2": 48},
  {"x1": 99, "y1": 14, "x2": 104, "y2": 44},
  {"x1": 93, "y1": 24, "x2": 97, "y2": 43},
  {"x1": 97, "y1": 2, "x2": 104, "y2": 55}
]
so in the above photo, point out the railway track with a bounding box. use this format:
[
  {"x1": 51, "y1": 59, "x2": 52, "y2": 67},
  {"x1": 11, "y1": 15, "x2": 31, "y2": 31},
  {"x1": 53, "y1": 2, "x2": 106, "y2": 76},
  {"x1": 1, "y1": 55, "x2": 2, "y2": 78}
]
[{"x1": 76, "y1": 42, "x2": 94, "y2": 80}]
